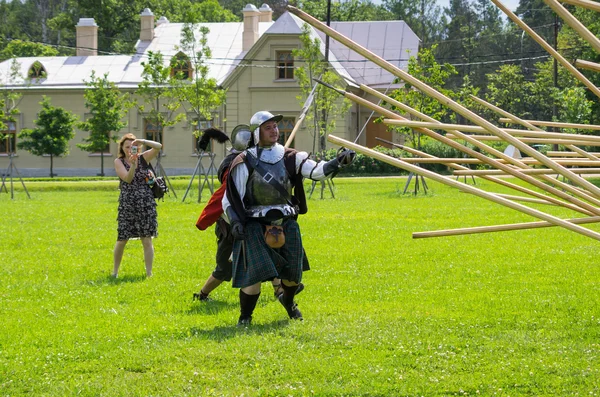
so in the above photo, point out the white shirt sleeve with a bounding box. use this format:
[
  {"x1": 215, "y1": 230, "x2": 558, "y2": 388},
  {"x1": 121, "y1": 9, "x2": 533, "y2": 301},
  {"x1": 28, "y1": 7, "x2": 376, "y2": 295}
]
[
  {"x1": 221, "y1": 163, "x2": 249, "y2": 221},
  {"x1": 295, "y1": 151, "x2": 331, "y2": 181}
]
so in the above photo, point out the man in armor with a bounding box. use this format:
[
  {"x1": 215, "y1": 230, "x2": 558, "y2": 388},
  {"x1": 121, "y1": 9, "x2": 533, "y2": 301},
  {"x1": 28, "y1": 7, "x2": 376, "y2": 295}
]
[
  {"x1": 193, "y1": 125, "x2": 305, "y2": 301},
  {"x1": 222, "y1": 111, "x2": 355, "y2": 326}
]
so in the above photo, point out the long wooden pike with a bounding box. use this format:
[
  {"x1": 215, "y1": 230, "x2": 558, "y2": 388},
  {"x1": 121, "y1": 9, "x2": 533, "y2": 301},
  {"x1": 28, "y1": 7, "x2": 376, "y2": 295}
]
[
  {"x1": 285, "y1": 82, "x2": 318, "y2": 148},
  {"x1": 312, "y1": 78, "x2": 600, "y2": 213},
  {"x1": 442, "y1": 134, "x2": 600, "y2": 146},
  {"x1": 575, "y1": 59, "x2": 600, "y2": 73},
  {"x1": 287, "y1": 4, "x2": 600, "y2": 198},
  {"x1": 327, "y1": 134, "x2": 600, "y2": 241},
  {"x1": 471, "y1": 94, "x2": 600, "y2": 203},
  {"x1": 395, "y1": 158, "x2": 600, "y2": 166},
  {"x1": 375, "y1": 138, "x2": 595, "y2": 215},
  {"x1": 453, "y1": 168, "x2": 600, "y2": 176},
  {"x1": 498, "y1": 118, "x2": 600, "y2": 131},
  {"x1": 385, "y1": 120, "x2": 600, "y2": 142},
  {"x1": 412, "y1": 216, "x2": 600, "y2": 239},
  {"x1": 560, "y1": 0, "x2": 600, "y2": 11}
]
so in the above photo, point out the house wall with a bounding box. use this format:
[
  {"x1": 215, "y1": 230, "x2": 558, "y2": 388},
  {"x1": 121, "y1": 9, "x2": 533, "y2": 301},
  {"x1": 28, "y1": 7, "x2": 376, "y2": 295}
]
[
  {"x1": 0, "y1": 89, "x2": 227, "y2": 177},
  {"x1": 225, "y1": 34, "x2": 356, "y2": 155}
]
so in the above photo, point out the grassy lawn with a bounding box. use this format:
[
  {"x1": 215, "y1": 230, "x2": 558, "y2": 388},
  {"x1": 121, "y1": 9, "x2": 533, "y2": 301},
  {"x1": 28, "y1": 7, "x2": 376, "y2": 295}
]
[{"x1": 1, "y1": 176, "x2": 599, "y2": 396}]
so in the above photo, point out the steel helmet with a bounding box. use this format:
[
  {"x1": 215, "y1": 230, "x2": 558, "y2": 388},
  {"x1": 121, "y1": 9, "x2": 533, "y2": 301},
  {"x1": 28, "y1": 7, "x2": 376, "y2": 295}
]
[
  {"x1": 229, "y1": 124, "x2": 252, "y2": 152},
  {"x1": 249, "y1": 111, "x2": 283, "y2": 145}
]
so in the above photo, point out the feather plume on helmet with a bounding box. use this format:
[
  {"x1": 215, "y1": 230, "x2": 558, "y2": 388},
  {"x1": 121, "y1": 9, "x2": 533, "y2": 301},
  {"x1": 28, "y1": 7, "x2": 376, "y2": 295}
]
[{"x1": 197, "y1": 127, "x2": 230, "y2": 152}]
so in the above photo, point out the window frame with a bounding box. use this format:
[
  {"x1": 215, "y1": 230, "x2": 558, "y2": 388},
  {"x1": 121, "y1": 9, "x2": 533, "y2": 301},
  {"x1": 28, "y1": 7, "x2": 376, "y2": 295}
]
[
  {"x1": 275, "y1": 50, "x2": 294, "y2": 80},
  {"x1": 144, "y1": 118, "x2": 164, "y2": 151},
  {"x1": 0, "y1": 121, "x2": 17, "y2": 155},
  {"x1": 171, "y1": 52, "x2": 193, "y2": 80},
  {"x1": 276, "y1": 117, "x2": 296, "y2": 148}
]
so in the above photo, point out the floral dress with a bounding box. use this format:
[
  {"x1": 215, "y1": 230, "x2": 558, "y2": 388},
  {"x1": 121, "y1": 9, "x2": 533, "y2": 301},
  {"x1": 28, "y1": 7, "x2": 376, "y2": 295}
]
[{"x1": 116, "y1": 157, "x2": 158, "y2": 241}]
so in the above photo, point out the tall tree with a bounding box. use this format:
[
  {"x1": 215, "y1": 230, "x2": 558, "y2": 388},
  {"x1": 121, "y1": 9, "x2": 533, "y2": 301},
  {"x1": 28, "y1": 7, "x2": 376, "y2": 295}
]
[
  {"x1": 0, "y1": 59, "x2": 24, "y2": 155},
  {"x1": 382, "y1": 0, "x2": 446, "y2": 45},
  {"x1": 77, "y1": 71, "x2": 131, "y2": 176},
  {"x1": 173, "y1": 23, "x2": 226, "y2": 144},
  {"x1": 0, "y1": 40, "x2": 59, "y2": 61},
  {"x1": 293, "y1": 25, "x2": 350, "y2": 153},
  {"x1": 134, "y1": 51, "x2": 185, "y2": 152},
  {"x1": 17, "y1": 96, "x2": 77, "y2": 177}
]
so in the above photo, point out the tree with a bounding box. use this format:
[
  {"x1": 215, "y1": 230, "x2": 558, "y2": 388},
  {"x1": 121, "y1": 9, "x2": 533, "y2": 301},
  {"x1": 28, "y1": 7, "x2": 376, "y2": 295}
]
[
  {"x1": 0, "y1": 39, "x2": 59, "y2": 62},
  {"x1": 386, "y1": 45, "x2": 457, "y2": 149},
  {"x1": 77, "y1": 71, "x2": 131, "y2": 176},
  {"x1": 484, "y1": 64, "x2": 530, "y2": 119},
  {"x1": 173, "y1": 23, "x2": 226, "y2": 144},
  {"x1": 134, "y1": 51, "x2": 185, "y2": 152},
  {"x1": 293, "y1": 25, "x2": 350, "y2": 153},
  {"x1": 0, "y1": 59, "x2": 24, "y2": 154},
  {"x1": 382, "y1": 0, "x2": 446, "y2": 45},
  {"x1": 18, "y1": 96, "x2": 77, "y2": 177}
]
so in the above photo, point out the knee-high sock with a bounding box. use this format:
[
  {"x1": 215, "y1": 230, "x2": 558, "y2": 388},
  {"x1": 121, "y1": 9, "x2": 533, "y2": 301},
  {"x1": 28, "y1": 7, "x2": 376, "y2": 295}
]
[
  {"x1": 281, "y1": 283, "x2": 299, "y2": 307},
  {"x1": 239, "y1": 290, "x2": 260, "y2": 319}
]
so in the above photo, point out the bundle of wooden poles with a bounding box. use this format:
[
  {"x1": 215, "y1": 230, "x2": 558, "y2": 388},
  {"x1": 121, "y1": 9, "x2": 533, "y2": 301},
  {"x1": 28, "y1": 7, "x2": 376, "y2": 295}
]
[{"x1": 286, "y1": 0, "x2": 600, "y2": 242}]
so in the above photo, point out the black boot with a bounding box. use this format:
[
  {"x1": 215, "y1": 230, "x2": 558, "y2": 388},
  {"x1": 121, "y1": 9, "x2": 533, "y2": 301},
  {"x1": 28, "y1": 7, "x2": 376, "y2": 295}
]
[
  {"x1": 278, "y1": 283, "x2": 303, "y2": 320},
  {"x1": 238, "y1": 290, "x2": 260, "y2": 326}
]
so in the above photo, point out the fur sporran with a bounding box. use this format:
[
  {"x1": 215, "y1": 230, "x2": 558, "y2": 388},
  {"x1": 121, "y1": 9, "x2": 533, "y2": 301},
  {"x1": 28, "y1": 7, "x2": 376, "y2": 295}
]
[{"x1": 264, "y1": 225, "x2": 285, "y2": 248}]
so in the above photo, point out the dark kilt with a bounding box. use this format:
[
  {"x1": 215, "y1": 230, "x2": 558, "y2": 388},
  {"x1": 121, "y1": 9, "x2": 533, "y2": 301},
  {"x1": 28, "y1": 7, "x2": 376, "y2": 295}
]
[
  {"x1": 231, "y1": 218, "x2": 304, "y2": 288},
  {"x1": 212, "y1": 218, "x2": 234, "y2": 282}
]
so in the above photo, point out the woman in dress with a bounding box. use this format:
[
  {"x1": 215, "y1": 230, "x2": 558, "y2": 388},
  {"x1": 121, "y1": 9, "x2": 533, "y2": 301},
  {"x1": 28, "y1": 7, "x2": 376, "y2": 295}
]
[{"x1": 112, "y1": 133, "x2": 162, "y2": 278}]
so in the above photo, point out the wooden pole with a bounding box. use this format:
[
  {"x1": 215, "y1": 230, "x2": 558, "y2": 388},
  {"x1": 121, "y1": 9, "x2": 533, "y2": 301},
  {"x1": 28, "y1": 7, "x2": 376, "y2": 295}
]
[
  {"x1": 559, "y1": 0, "x2": 600, "y2": 11},
  {"x1": 442, "y1": 134, "x2": 600, "y2": 146},
  {"x1": 453, "y1": 168, "x2": 600, "y2": 175},
  {"x1": 396, "y1": 158, "x2": 600, "y2": 166},
  {"x1": 376, "y1": 138, "x2": 594, "y2": 215},
  {"x1": 383, "y1": 119, "x2": 600, "y2": 142},
  {"x1": 490, "y1": 0, "x2": 600, "y2": 100},
  {"x1": 498, "y1": 117, "x2": 600, "y2": 130},
  {"x1": 413, "y1": 216, "x2": 600, "y2": 239},
  {"x1": 327, "y1": 134, "x2": 600, "y2": 241},
  {"x1": 325, "y1": 86, "x2": 600, "y2": 212},
  {"x1": 548, "y1": 151, "x2": 600, "y2": 157},
  {"x1": 285, "y1": 83, "x2": 318, "y2": 148},
  {"x1": 470, "y1": 94, "x2": 600, "y2": 205},
  {"x1": 575, "y1": 59, "x2": 600, "y2": 73},
  {"x1": 286, "y1": 5, "x2": 600, "y2": 198},
  {"x1": 543, "y1": 0, "x2": 600, "y2": 53}
]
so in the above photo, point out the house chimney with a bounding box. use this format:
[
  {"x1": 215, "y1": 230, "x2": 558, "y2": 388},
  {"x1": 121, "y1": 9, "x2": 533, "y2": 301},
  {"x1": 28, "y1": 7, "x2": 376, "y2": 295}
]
[
  {"x1": 140, "y1": 8, "x2": 155, "y2": 41},
  {"x1": 76, "y1": 18, "x2": 98, "y2": 56},
  {"x1": 242, "y1": 4, "x2": 260, "y2": 51},
  {"x1": 258, "y1": 4, "x2": 273, "y2": 22},
  {"x1": 156, "y1": 16, "x2": 169, "y2": 27}
]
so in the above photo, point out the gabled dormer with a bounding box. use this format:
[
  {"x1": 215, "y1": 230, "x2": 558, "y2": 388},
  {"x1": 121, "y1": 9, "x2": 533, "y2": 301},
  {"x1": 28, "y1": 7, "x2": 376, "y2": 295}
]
[
  {"x1": 171, "y1": 52, "x2": 192, "y2": 80},
  {"x1": 28, "y1": 61, "x2": 46, "y2": 79}
]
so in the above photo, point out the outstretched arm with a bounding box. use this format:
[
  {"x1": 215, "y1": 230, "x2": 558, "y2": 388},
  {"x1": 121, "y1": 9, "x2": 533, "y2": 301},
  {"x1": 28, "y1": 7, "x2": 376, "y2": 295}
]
[{"x1": 296, "y1": 148, "x2": 355, "y2": 181}]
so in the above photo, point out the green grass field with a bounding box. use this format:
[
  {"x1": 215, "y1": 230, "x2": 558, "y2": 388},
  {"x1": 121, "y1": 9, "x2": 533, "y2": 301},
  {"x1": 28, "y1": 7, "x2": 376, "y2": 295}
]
[{"x1": 1, "y1": 177, "x2": 599, "y2": 396}]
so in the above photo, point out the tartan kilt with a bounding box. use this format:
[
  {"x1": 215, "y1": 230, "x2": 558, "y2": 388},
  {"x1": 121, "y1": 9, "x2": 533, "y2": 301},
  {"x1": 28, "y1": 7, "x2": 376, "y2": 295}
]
[{"x1": 231, "y1": 218, "x2": 304, "y2": 288}]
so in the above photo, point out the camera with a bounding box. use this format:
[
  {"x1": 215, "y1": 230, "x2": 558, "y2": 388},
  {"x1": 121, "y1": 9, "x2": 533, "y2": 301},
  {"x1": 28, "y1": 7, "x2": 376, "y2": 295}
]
[{"x1": 131, "y1": 145, "x2": 138, "y2": 154}]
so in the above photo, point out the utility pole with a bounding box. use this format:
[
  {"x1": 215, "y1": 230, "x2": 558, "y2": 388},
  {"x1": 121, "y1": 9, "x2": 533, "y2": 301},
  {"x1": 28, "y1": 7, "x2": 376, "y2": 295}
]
[{"x1": 553, "y1": 14, "x2": 559, "y2": 151}]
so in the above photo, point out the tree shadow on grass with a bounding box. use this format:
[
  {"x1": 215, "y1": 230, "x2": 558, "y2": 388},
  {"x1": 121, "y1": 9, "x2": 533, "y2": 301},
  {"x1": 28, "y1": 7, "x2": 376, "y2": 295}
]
[{"x1": 188, "y1": 319, "x2": 292, "y2": 341}]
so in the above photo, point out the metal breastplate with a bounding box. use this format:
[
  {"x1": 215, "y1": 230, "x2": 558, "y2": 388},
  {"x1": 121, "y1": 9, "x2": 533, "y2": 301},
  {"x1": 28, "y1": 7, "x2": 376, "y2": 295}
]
[{"x1": 244, "y1": 156, "x2": 296, "y2": 220}]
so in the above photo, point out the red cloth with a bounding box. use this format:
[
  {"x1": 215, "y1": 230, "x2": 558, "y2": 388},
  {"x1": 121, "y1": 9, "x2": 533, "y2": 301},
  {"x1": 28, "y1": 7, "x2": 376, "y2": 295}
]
[{"x1": 196, "y1": 170, "x2": 228, "y2": 230}]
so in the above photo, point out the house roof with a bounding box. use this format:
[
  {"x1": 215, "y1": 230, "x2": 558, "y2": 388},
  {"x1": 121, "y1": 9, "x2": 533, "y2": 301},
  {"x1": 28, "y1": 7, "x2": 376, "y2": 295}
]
[{"x1": 0, "y1": 11, "x2": 418, "y2": 91}]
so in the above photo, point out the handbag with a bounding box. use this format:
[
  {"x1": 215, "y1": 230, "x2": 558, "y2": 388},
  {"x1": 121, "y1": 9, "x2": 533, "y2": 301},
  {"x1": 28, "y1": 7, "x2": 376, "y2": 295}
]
[
  {"x1": 140, "y1": 156, "x2": 168, "y2": 200},
  {"x1": 264, "y1": 225, "x2": 285, "y2": 248},
  {"x1": 151, "y1": 176, "x2": 168, "y2": 200}
]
